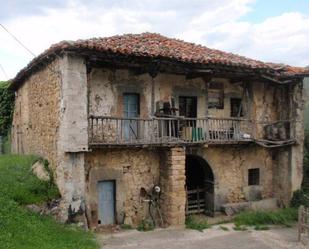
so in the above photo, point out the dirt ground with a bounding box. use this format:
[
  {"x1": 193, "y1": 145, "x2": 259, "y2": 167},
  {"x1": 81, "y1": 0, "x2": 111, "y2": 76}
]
[{"x1": 97, "y1": 224, "x2": 307, "y2": 249}]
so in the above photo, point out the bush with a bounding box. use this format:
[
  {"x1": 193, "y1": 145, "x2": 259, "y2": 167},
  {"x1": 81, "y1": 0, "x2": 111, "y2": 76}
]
[
  {"x1": 291, "y1": 189, "x2": 309, "y2": 208},
  {"x1": 137, "y1": 219, "x2": 154, "y2": 232},
  {"x1": 0, "y1": 81, "x2": 14, "y2": 137},
  {"x1": 302, "y1": 131, "x2": 309, "y2": 191}
]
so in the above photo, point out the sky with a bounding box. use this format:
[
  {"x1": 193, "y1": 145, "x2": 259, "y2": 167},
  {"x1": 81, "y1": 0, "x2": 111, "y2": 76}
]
[{"x1": 0, "y1": 0, "x2": 309, "y2": 81}]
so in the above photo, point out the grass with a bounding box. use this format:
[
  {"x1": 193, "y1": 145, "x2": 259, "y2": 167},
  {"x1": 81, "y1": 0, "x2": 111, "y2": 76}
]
[
  {"x1": 254, "y1": 225, "x2": 269, "y2": 230},
  {"x1": 234, "y1": 208, "x2": 298, "y2": 227},
  {"x1": 219, "y1": 225, "x2": 229, "y2": 231},
  {"x1": 185, "y1": 215, "x2": 211, "y2": 232},
  {"x1": 233, "y1": 225, "x2": 248, "y2": 231},
  {"x1": 0, "y1": 155, "x2": 99, "y2": 249},
  {"x1": 137, "y1": 219, "x2": 154, "y2": 232},
  {"x1": 120, "y1": 224, "x2": 133, "y2": 230}
]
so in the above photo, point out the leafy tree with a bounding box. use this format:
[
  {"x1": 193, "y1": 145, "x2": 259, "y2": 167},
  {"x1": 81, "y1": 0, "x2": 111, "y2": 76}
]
[
  {"x1": 302, "y1": 131, "x2": 309, "y2": 191},
  {"x1": 0, "y1": 81, "x2": 14, "y2": 136}
]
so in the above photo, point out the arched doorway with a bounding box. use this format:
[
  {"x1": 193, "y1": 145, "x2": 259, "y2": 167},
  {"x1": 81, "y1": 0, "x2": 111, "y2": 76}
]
[{"x1": 185, "y1": 155, "x2": 214, "y2": 216}]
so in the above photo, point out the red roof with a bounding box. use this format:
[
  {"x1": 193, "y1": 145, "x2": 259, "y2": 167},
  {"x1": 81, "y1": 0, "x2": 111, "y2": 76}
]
[{"x1": 12, "y1": 33, "x2": 307, "y2": 87}]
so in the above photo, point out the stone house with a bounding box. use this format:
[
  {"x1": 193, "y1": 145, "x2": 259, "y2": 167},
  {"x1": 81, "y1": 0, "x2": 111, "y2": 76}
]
[{"x1": 10, "y1": 33, "x2": 308, "y2": 228}]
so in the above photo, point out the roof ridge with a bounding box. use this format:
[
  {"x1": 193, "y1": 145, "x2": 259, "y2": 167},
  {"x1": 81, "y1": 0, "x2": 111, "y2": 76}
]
[{"x1": 12, "y1": 32, "x2": 304, "y2": 88}]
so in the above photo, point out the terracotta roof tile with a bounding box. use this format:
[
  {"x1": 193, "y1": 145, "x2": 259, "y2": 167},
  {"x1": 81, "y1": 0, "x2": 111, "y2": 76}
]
[{"x1": 12, "y1": 33, "x2": 307, "y2": 87}]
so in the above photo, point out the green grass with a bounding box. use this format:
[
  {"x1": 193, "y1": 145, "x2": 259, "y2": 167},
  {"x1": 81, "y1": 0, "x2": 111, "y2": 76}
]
[
  {"x1": 219, "y1": 225, "x2": 229, "y2": 231},
  {"x1": 0, "y1": 155, "x2": 99, "y2": 249},
  {"x1": 185, "y1": 216, "x2": 211, "y2": 232},
  {"x1": 233, "y1": 225, "x2": 248, "y2": 231},
  {"x1": 234, "y1": 208, "x2": 298, "y2": 227},
  {"x1": 120, "y1": 224, "x2": 133, "y2": 230},
  {"x1": 254, "y1": 225, "x2": 269, "y2": 230},
  {"x1": 137, "y1": 219, "x2": 154, "y2": 232}
]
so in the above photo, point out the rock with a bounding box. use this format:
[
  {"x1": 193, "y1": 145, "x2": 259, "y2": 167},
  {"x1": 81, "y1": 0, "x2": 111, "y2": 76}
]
[
  {"x1": 250, "y1": 198, "x2": 278, "y2": 211},
  {"x1": 221, "y1": 202, "x2": 250, "y2": 216},
  {"x1": 124, "y1": 216, "x2": 133, "y2": 226},
  {"x1": 31, "y1": 160, "x2": 50, "y2": 181},
  {"x1": 26, "y1": 204, "x2": 42, "y2": 213}
]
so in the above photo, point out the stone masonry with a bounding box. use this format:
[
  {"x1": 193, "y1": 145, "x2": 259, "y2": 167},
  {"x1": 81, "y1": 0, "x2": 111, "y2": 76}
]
[{"x1": 160, "y1": 147, "x2": 186, "y2": 226}]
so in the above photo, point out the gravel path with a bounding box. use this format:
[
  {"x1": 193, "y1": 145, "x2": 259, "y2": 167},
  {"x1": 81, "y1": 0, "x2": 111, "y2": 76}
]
[{"x1": 97, "y1": 224, "x2": 307, "y2": 249}]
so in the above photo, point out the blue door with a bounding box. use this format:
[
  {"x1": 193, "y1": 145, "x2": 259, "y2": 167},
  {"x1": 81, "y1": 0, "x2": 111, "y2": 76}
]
[
  {"x1": 98, "y1": 180, "x2": 115, "y2": 225},
  {"x1": 123, "y1": 93, "x2": 139, "y2": 141}
]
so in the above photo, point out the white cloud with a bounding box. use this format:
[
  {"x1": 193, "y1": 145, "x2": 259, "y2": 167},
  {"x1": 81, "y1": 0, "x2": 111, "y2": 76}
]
[{"x1": 0, "y1": 0, "x2": 308, "y2": 80}]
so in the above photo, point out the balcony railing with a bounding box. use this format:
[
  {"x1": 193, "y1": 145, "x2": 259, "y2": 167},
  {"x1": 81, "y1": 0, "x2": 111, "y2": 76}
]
[{"x1": 88, "y1": 116, "x2": 253, "y2": 146}]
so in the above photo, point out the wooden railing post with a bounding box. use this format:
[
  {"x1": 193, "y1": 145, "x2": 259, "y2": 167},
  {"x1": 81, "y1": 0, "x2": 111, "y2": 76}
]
[{"x1": 88, "y1": 116, "x2": 254, "y2": 146}]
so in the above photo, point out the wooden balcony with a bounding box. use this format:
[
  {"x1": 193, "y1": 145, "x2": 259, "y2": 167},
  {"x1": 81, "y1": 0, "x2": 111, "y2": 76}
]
[{"x1": 88, "y1": 116, "x2": 253, "y2": 147}]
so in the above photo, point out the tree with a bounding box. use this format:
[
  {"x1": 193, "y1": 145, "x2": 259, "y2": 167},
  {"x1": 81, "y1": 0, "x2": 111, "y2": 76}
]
[{"x1": 0, "y1": 81, "x2": 14, "y2": 136}]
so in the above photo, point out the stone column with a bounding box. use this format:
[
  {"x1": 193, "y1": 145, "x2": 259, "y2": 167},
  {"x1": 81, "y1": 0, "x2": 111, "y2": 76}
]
[
  {"x1": 160, "y1": 147, "x2": 186, "y2": 227},
  {"x1": 290, "y1": 80, "x2": 305, "y2": 194}
]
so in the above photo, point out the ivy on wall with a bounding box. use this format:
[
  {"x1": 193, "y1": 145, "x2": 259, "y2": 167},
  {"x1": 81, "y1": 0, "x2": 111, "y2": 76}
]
[{"x1": 0, "y1": 81, "x2": 14, "y2": 136}]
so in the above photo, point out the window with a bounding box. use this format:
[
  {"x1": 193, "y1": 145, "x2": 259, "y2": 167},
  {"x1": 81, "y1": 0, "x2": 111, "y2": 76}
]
[
  {"x1": 179, "y1": 96, "x2": 197, "y2": 118},
  {"x1": 230, "y1": 98, "x2": 243, "y2": 117},
  {"x1": 208, "y1": 82, "x2": 224, "y2": 109},
  {"x1": 248, "y1": 168, "x2": 260, "y2": 185}
]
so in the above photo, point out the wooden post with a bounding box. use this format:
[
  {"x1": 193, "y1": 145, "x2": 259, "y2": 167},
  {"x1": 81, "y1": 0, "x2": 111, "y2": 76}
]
[
  {"x1": 197, "y1": 186, "x2": 200, "y2": 213},
  {"x1": 203, "y1": 76, "x2": 211, "y2": 117},
  {"x1": 149, "y1": 67, "x2": 158, "y2": 117},
  {"x1": 151, "y1": 77, "x2": 155, "y2": 116},
  {"x1": 298, "y1": 205, "x2": 304, "y2": 242},
  {"x1": 185, "y1": 186, "x2": 188, "y2": 214}
]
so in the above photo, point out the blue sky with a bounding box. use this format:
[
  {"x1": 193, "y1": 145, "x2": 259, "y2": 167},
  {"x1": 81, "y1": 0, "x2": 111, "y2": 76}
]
[
  {"x1": 0, "y1": 0, "x2": 309, "y2": 81},
  {"x1": 242, "y1": 0, "x2": 309, "y2": 23}
]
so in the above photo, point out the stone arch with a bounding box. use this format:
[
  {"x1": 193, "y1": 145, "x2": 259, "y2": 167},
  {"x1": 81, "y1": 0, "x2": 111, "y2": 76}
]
[{"x1": 185, "y1": 154, "x2": 215, "y2": 216}]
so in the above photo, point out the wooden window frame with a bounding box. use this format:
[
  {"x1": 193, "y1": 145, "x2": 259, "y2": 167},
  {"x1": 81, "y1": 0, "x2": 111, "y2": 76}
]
[
  {"x1": 230, "y1": 98, "x2": 243, "y2": 117},
  {"x1": 179, "y1": 96, "x2": 197, "y2": 118},
  {"x1": 208, "y1": 82, "x2": 224, "y2": 109},
  {"x1": 248, "y1": 168, "x2": 260, "y2": 186}
]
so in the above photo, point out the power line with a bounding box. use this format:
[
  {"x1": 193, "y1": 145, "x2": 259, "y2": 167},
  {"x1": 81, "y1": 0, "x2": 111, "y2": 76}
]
[
  {"x1": 0, "y1": 23, "x2": 60, "y2": 78},
  {"x1": 0, "y1": 23, "x2": 36, "y2": 57},
  {"x1": 0, "y1": 62, "x2": 8, "y2": 80}
]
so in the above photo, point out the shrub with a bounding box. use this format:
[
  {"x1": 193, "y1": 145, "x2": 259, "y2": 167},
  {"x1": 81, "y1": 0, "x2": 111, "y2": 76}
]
[
  {"x1": 137, "y1": 219, "x2": 154, "y2": 232},
  {"x1": 291, "y1": 189, "x2": 309, "y2": 208},
  {"x1": 0, "y1": 81, "x2": 14, "y2": 137}
]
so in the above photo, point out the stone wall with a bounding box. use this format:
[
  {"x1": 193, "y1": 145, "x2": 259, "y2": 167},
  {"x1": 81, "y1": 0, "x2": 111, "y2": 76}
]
[
  {"x1": 11, "y1": 60, "x2": 61, "y2": 169},
  {"x1": 88, "y1": 68, "x2": 245, "y2": 119},
  {"x1": 187, "y1": 145, "x2": 274, "y2": 209},
  {"x1": 56, "y1": 54, "x2": 89, "y2": 220},
  {"x1": 290, "y1": 81, "x2": 305, "y2": 193},
  {"x1": 84, "y1": 148, "x2": 160, "y2": 227}
]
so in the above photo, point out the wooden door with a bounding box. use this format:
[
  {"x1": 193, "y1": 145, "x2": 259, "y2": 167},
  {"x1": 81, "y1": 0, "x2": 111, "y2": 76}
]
[
  {"x1": 98, "y1": 180, "x2": 115, "y2": 225},
  {"x1": 123, "y1": 93, "x2": 139, "y2": 141}
]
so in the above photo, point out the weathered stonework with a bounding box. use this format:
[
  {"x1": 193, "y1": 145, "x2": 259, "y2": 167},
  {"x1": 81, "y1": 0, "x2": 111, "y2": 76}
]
[
  {"x1": 11, "y1": 60, "x2": 61, "y2": 169},
  {"x1": 188, "y1": 145, "x2": 274, "y2": 209},
  {"x1": 84, "y1": 148, "x2": 160, "y2": 227},
  {"x1": 11, "y1": 57, "x2": 305, "y2": 228},
  {"x1": 159, "y1": 147, "x2": 186, "y2": 226}
]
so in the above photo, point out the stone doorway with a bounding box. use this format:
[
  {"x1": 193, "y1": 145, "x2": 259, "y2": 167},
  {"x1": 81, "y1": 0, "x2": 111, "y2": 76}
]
[{"x1": 185, "y1": 155, "x2": 214, "y2": 216}]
